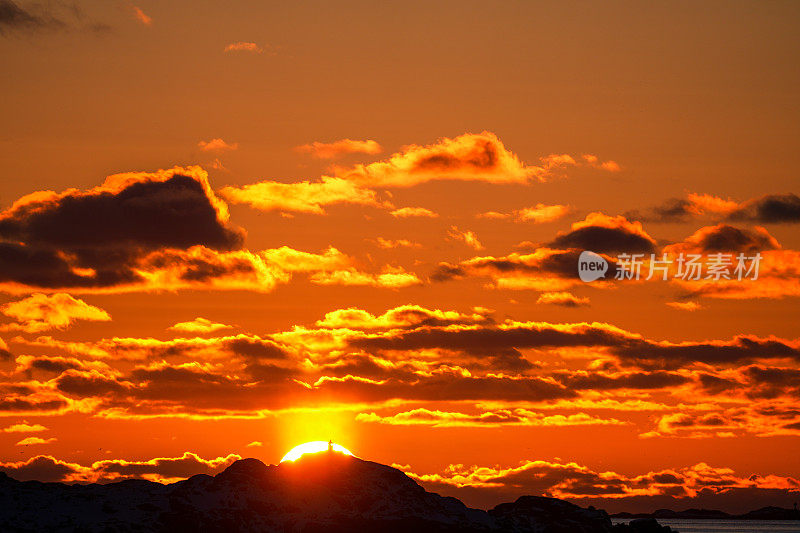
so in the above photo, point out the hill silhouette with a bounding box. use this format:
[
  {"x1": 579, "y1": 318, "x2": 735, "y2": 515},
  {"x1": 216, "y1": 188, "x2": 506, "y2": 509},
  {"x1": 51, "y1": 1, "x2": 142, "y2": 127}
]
[{"x1": 0, "y1": 451, "x2": 672, "y2": 532}]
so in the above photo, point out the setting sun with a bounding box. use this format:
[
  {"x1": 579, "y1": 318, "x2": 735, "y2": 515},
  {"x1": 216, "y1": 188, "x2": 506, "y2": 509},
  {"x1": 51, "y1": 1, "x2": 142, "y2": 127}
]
[{"x1": 280, "y1": 441, "x2": 354, "y2": 463}]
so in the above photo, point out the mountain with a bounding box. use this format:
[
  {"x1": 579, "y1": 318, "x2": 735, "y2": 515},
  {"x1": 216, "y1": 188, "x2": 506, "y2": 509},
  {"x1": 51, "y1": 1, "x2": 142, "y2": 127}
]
[
  {"x1": 612, "y1": 505, "x2": 800, "y2": 521},
  {"x1": 0, "y1": 451, "x2": 672, "y2": 532}
]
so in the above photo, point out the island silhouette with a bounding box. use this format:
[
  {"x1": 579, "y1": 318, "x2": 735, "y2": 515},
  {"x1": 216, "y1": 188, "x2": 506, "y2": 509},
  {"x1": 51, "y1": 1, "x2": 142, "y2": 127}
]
[{"x1": 1, "y1": 448, "x2": 675, "y2": 532}]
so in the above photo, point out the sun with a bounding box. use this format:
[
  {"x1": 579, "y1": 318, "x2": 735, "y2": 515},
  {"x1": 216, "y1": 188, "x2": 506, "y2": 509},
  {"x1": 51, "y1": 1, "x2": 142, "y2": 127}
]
[{"x1": 280, "y1": 441, "x2": 354, "y2": 463}]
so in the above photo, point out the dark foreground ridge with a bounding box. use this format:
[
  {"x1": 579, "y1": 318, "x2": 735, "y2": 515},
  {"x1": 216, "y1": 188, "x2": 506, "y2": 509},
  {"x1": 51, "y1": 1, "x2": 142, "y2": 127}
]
[{"x1": 0, "y1": 452, "x2": 672, "y2": 532}]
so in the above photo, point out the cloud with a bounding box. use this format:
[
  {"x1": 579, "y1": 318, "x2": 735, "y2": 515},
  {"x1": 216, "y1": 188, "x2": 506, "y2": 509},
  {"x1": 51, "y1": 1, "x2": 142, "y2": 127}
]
[
  {"x1": 347, "y1": 316, "x2": 800, "y2": 369},
  {"x1": 663, "y1": 224, "x2": 780, "y2": 254},
  {"x1": 661, "y1": 224, "x2": 800, "y2": 300},
  {"x1": 666, "y1": 301, "x2": 701, "y2": 311},
  {"x1": 479, "y1": 204, "x2": 570, "y2": 224},
  {"x1": 581, "y1": 154, "x2": 621, "y2": 172},
  {"x1": 447, "y1": 226, "x2": 484, "y2": 250},
  {"x1": 372, "y1": 237, "x2": 421, "y2": 249},
  {"x1": 412, "y1": 459, "x2": 799, "y2": 512},
  {"x1": 15, "y1": 436, "x2": 56, "y2": 446},
  {"x1": 356, "y1": 408, "x2": 626, "y2": 428},
  {"x1": 333, "y1": 131, "x2": 578, "y2": 188},
  {"x1": 432, "y1": 248, "x2": 619, "y2": 291},
  {"x1": 220, "y1": 177, "x2": 382, "y2": 214},
  {"x1": 314, "y1": 305, "x2": 492, "y2": 330},
  {"x1": 390, "y1": 207, "x2": 438, "y2": 218},
  {"x1": 0, "y1": 1, "x2": 64, "y2": 34},
  {"x1": 2, "y1": 422, "x2": 47, "y2": 433},
  {"x1": 309, "y1": 265, "x2": 422, "y2": 288},
  {"x1": 168, "y1": 317, "x2": 233, "y2": 334},
  {"x1": 223, "y1": 132, "x2": 613, "y2": 217},
  {"x1": 643, "y1": 399, "x2": 800, "y2": 439},
  {"x1": 0, "y1": 336, "x2": 10, "y2": 360},
  {"x1": 89, "y1": 451, "x2": 240, "y2": 482},
  {"x1": 0, "y1": 168, "x2": 405, "y2": 293},
  {"x1": 20, "y1": 332, "x2": 291, "y2": 363},
  {"x1": 0, "y1": 452, "x2": 241, "y2": 483},
  {"x1": 670, "y1": 248, "x2": 800, "y2": 300},
  {"x1": 730, "y1": 193, "x2": 800, "y2": 223},
  {"x1": 198, "y1": 138, "x2": 238, "y2": 152},
  {"x1": 13, "y1": 355, "x2": 110, "y2": 376},
  {"x1": 245, "y1": 441, "x2": 263, "y2": 447},
  {"x1": 296, "y1": 139, "x2": 382, "y2": 159},
  {"x1": 131, "y1": 6, "x2": 151, "y2": 26},
  {"x1": 627, "y1": 192, "x2": 800, "y2": 224},
  {"x1": 547, "y1": 213, "x2": 656, "y2": 254},
  {"x1": 1, "y1": 293, "x2": 111, "y2": 332},
  {"x1": 536, "y1": 292, "x2": 589, "y2": 307},
  {"x1": 224, "y1": 41, "x2": 262, "y2": 53},
  {"x1": 0, "y1": 166, "x2": 244, "y2": 291}
]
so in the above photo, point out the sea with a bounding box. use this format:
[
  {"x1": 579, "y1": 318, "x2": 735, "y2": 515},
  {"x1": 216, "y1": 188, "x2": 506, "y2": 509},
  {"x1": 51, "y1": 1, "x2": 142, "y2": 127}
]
[{"x1": 610, "y1": 519, "x2": 800, "y2": 532}]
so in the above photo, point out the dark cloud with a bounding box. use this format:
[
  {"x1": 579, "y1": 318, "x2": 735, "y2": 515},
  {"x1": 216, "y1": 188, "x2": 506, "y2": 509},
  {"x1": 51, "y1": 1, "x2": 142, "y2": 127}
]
[
  {"x1": 352, "y1": 322, "x2": 800, "y2": 369},
  {"x1": 0, "y1": 456, "x2": 78, "y2": 482},
  {"x1": 553, "y1": 370, "x2": 690, "y2": 391},
  {"x1": 224, "y1": 338, "x2": 288, "y2": 359},
  {"x1": 548, "y1": 226, "x2": 655, "y2": 254},
  {"x1": 730, "y1": 194, "x2": 800, "y2": 224},
  {"x1": 92, "y1": 452, "x2": 238, "y2": 480},
  {"x1": 432, "y1": 249, "x2": 621, "y2": 284},
  {"x1": 0, "y1": 397, "x2": 66, "y2": 412},
  {"x1": 0, "y1": 171, "x2": 245, "y2": 289},
  {"x1": 0, "y1": 1, "x2": 108, "y2": 35},
  {"x1": 615, "y1": 335, "x2": 800, "y2": 368},
  {"x1": 0, "y1": 452, "x2": 240, "y2": 483},
  {"x1": 0, "y1": 0, "x2": 62, "y2": 33},
  {"x1": 682, "y1": 224, "x2": 779, "y2": 253},
  {"x1": 417, "y1": 461, "x2": 800, "y2": 514},
  {"x1": 624, "y1": 198, "x2": 694, "y2": 223},
  {"x1": 0, "y1": 175, "x2": 242, "y2": 251},
  {"x1": 55, "y1": 370, "x2": 131, "y2": 398}
]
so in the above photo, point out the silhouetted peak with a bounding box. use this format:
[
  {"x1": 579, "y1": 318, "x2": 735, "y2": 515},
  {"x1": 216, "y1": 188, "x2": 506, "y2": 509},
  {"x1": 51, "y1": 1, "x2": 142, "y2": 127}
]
[{"x1": 220, "y1": 457, "x2": 271, "y2": 478}]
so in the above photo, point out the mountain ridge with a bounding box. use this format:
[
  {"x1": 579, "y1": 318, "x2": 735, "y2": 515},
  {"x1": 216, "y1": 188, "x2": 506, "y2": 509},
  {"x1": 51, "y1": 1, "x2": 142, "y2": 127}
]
[{"x1": 1, "y1": 452, "x2": 671, "y2": 532}]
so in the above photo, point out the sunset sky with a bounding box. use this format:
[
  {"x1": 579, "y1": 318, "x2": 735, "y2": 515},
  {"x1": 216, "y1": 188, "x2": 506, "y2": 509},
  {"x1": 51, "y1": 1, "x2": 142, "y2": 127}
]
[{"x1": 1, "y1": 0, "x2": 799, "y2": 513}]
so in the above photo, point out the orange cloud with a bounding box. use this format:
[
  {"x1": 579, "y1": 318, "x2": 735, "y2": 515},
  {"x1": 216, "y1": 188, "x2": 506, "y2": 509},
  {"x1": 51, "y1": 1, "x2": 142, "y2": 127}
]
[
  {"x1": 0, "y1": 452, "x2": 241, "y2": 483},
  {"x1": 315, "y1": 305, "x2": 491, "y2": 329},
  {"x1": 220, "y1": 177, "x2": 382, "y2": 214},
  {"x1": 581, "y1": 154, "x2": 621, "y2": 172},
  {"x1": 478, "y1": 203, "x2": 570, "y2": 223},
  {"x1": 223, "y1": 42, "x2": 263, "y2": 54},
  {"x1": 309, "y1": 265, "x2": 421, "y2": 289},
  {"x1": 686, "y1": 192, "x2": 741, "y2": 216},
  {"x1": 1, "y1": 293, "x2": 111, "y2": 333},
  {"x1": 131, "y1": 6, "x2": 152, "y2": 26},
  {"x1": 2, "y1": 422, "x2": 47, "y2": 433},
  {"x1": 411, "y1": 459, "x2": 800, "y2": 506},
  {"x1": 447, "y1": 226, "x2": 484, "y2": 250},
  {"x1": 536, "y1": 291, "x2": 589, "y2": 307},
  {"x1": 198, "y1": 138, "x2": 239, "y2": 152},
  {"x1": 296, "y1": 139, "x2": 382, "y2": 159},
  {"x1": 168, "y1": 317, "x2": 233, "y2": 334},
  {"x1": 15, "y1": 436, "x2": 56, "y2": 446},
  {"x1": 373, "y1": 237, "x2": 421, "y2": 249},
  {"x1": 663, "y1": 224, "x2": 780, "y2": 255},
  {"x1": 333, "y1": 131, "x2": 570, "y2": 187},
  {"x1": 390, "y1": 207, "x2": 438, "y2": 218},
  {"x1": 356, "y1": 408, "x2": 626, "y2": 428},
  {"x1": 666, "y1": 301, "x2": 702, "y2": 311}
]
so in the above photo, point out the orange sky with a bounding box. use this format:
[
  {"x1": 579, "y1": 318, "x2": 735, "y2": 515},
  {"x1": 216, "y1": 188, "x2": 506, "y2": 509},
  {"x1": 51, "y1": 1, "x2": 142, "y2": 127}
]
[{"x1": 0, "y1": 0, "x2": 799, "y2": 513}]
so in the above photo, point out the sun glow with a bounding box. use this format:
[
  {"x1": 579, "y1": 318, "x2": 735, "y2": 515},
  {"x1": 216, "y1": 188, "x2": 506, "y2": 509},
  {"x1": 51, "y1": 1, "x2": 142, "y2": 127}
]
[{"x1": 280, "y1": 441, "x2": 354, "y2": 463}]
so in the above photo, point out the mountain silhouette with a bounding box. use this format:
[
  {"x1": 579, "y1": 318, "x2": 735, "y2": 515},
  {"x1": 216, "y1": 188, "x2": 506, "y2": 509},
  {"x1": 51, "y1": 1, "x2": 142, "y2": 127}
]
[{"x1": 0, "y1": 451, "x2": 671, "y2": 532}]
